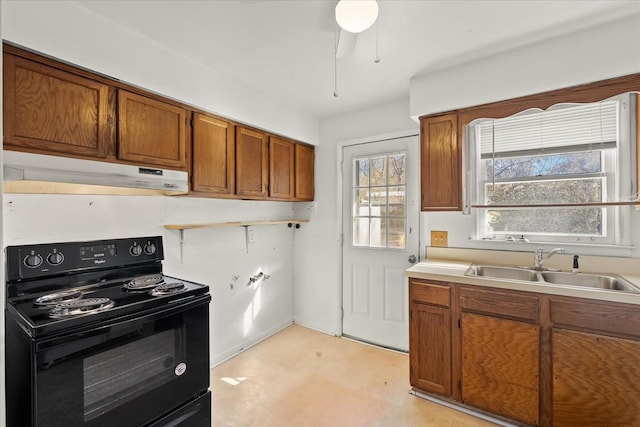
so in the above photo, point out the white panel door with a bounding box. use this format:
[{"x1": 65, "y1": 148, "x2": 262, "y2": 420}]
[{"x1": 342, "y1": 135, "x2": 419, "y2": 351}]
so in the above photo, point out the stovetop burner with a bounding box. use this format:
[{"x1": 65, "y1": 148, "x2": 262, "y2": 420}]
[
  {"x1": 5, "y1": 236, "x2": 210, "y2": 337},
  {"x1": 150, "y1": 281, "x2": 187, "y2": 297},
  {"x1": 125, "y1": 274, "x2": 165, "y2": 291},
  {"x1": 34, "y1": 289, "x2": 83, "y2": 306},
  {"x1": 48, "y1": 297, "x2": 115, "y2": 319}
]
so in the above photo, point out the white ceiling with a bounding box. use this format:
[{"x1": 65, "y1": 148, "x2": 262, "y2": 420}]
[{"x1": 73, "y1": 0, "x2": 640, "y2": 120}]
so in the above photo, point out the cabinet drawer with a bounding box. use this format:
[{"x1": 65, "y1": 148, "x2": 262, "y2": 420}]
[
  {"x1": 550, "y1": 298, "x2": 640, "y2": 338},
  {"x1": 460, "y1": 287, "x2": 539, "y2": 322},
  {"x1": 410, "y1": 280, "x2": 450, "y2": 307}
]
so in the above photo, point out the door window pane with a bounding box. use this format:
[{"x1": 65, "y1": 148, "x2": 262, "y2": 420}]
[{"x1": 352, "y1": 152, "x2": 406, "y2": 249}]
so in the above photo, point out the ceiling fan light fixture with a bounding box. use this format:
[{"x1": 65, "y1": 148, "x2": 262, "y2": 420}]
[{"x1": 335, "y1": 0, "x2": 379, "y2": 34}]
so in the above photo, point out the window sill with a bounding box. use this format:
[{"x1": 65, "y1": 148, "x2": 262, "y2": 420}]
[{"x1": 465, "y1": 239, "x2": 635, "y2": 258}]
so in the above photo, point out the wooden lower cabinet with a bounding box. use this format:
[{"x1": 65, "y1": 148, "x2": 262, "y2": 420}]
[
  {"x1": 552, "y1": 329, "x2": 640, "y2": 426},
  {"x1": 410, "y1": 302, "x2": 451, "y2": 396},
  {"x1": 461, "y1": 313, "x2": 539, "y2": 426},
  {"x1": 409, "y1": 280, "x2": 640, "y2": 427},
  {"x1": 409, "y1": 280, "x2": 452, "y2": 397}
]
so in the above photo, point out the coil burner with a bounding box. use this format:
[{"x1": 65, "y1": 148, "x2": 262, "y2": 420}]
[
  {"x1": 125, "y1": 274, "x2": 165, "y2": 291},
  {"x1": 34, "y1": 289, "x2": 83, "y2": 306},
  {"x1": 49, "y1": 298, "x2": 115, "y2": 319},
  {"x1": 150, "y1": 281, "x2": 187, "y2": 297}
]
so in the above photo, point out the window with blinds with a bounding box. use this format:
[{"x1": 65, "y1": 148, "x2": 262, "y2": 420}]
[{"x1": 469, "y1": 93, "x2": 635, "y2": 245}]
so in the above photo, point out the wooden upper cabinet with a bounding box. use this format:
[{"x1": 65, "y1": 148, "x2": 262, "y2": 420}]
[
  {"x1": 268, "y1": 136, "x2": 295, "y2": 200},
  {"x1": 295, "y1": 143, "x2": 315, "y2": 201},
  {"x1": 118, "y1": 90, "x2": 187, "y2": 170},
  {"x1": 236, "y1": 126, "x2": 268, "y2": 199},
  {"x1": 192, "y1": 113, "x2": 235, "y2": 195},
  {"x1": 3, "y1": 52, "x2": 114, "y2": 158},
  {"x1": 420, "y1": 113, "x2": 461, "y2": 211}
]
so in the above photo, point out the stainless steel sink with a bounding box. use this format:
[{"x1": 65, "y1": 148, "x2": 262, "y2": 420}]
[
  {"x1": 540, "y1": 271, "x2": 640, "y2": 293},
  {"x1": 464, "y1": 265, "x2": 540, "y2": 282},
  {"x1": 464, "y1": 264, "x2": 640, "y2": 294}
]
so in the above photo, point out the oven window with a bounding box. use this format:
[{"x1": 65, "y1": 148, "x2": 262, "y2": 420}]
[{"x1": 83, "y1": 328, "x2": 184, "y2": 421}]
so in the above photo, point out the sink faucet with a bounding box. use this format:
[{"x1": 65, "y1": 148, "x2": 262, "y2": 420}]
[{"x1": 533, "y1": 247, "x2": 565, "y2": 270}]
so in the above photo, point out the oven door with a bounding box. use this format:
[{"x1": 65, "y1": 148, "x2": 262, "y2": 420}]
[{"x1": 32, "y1": 295, "x2": 210, "y2": 427}]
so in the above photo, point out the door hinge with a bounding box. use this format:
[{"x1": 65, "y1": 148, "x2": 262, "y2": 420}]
[
  {"x1": 458, "y1": 318, "x2": 461, "y2": 328},
  {"x1": 339, "y1": 233, "x2": 344, "y2": 246},
  {"x1": 410, "y1": 309, "x2": 412, "y2": 320},
  {"x1": 341, "y1": 307, "x2": 344, "y2": 320},
  {"x1": 458, "y1": 380, "x2": 462, "y2": 390},
  {"x1": 340, "y1": 160, "x2": 344, "y2": 174}
]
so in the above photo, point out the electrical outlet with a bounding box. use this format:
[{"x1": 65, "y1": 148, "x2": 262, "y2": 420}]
[{"x1": 431, "y1": 230, "x2": 448, "y2": 247}]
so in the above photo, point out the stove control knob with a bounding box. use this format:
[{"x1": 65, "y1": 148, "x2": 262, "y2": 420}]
[
  {"x1": 47, "y1": 251, "x2": 65, "y2": 266},
  {"x1": 144, "y1": 242, "x2": 156, "y2": 255},
  {"x1": 129, "y1": 243, "x2": 143, "y2": 256},
  {"x1": 24, "y1": 253, "x2": 43, "y2": 269}
]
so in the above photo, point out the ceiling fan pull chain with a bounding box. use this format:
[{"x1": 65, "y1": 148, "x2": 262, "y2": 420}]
[
  {"x1": 374, "y1": 20, "x2": 380, "y2": 63},
  {"x1": 334, "y1": 22, "x2": 339, "y2": 98}
]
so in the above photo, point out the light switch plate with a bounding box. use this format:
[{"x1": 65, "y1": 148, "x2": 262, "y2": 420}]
[{"x1": 431, "y1": 230, "x2": 448, "y2": 247}]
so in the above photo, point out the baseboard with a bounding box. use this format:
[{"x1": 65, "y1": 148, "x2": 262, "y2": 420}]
[
  {"x1": 292, "y1": 317, "x2": 338, "y2": 336},
  {"x1": 410, "y1": 390, "x2": 521, "y2": 427},
  {"x1": 210, "y1": 319, "x2": 293, "y2": 368}
]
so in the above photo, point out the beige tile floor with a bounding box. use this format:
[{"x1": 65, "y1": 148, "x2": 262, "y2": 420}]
[{"x1": 210, "y1": 325, "x2": 498, "y2": 427}]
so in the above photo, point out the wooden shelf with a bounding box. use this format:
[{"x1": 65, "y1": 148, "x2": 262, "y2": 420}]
[
  {"x1": 164, "y1": 219, "x2": 309, "y2": 261},
  {"x1": 164, "y1": 219, "x2": 309, "y2": 230}
]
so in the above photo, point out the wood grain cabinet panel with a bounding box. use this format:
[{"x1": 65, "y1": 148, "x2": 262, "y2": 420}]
[
  {"x1": 118, "y1": 90, "x2": 187, "y2": 170},
  {"x1": 460, "y1": 287, "x2": 539, "y2": 322},
  {"x1": 269, "y1": 136, "x2": 295, "y2": 200},
  {"x1": 420, "y1": 113, "x2": 461, "y2": 211},
  {"x1": 552, "y1": 328, "x2": 640, "y2": 426},
  {"x1": 192, "y1": 113, "x2": 235, "y2": 195},
  {"x1": 410, "y1": 301, "x2": 452, "y2": 397},
  {"x1": 410, "y1": 279, "x2": 450, "y2": 307},
  {"x1": 236, "y1": 126, "x2": 268, "y2": 199},
  {"x1": 461, "y1": 313, "x2": 539, "y2": 426},
  {"x1": 295, "y1": 143, "x2": 315, "y2": 201},
  {"x1": 3, "y1": 53, "x2": 113, "y2": 158}
]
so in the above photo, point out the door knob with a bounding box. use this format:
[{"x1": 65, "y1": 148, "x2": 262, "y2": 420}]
[{"x1": 408, "y1": 254, "x2": 417, "y2": 264}]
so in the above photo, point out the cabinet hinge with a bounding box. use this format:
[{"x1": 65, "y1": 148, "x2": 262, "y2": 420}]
[
  {"x1": 340, "y1": 161, "x2": 344, "y2": 174},
  {"x1": 458, "y1": 319, "x2": 461, "y2": 328},
  {"x1": 458, "y1": 380, "x2": 462, "y2": 390}
]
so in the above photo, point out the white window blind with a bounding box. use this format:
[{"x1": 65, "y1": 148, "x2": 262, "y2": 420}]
[{"x1": 477, "y1": 100, "x2": 618, "y2": 158}]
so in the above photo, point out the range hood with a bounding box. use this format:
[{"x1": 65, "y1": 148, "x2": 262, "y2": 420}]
[{"x1": 3, "y1": 151, "x2": 189, "y2": 195}]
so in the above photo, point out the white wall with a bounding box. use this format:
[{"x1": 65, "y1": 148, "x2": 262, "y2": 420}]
[
  {"x1": 293, "y1": 13, "x2": 640, "y2": 335},
  {"x1": 3, "y1": 194, "x2": 297, "y2": 365},
  {"x1": 410, "y1": 14, "x2": 640, "y2": 119},
  {"x1": 0, "y1": 0, "x2": 318, "y2": 145},
  {"x1": 293, "y1": 98, "x2": 418, "y2": 334}
]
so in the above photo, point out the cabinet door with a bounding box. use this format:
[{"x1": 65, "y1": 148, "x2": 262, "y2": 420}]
[
  {"x1": 552, "y1": 328, "x2": 640, "y2": 427},
  {"x1": 192, "y1": 113, "x2": 235, "y2": 195},
  {"x1": 236, "y1": 127, "x2": 268, "y2": 199},
  {"x1": 3, "y1": 53, "x2": 113, "y2": 158},
  {"x1": 420, "y1": 113, "x2": 461, "y2": 211},
  {"x1": 295, "y1": 143, "x2": 315, "y2": 201},
  {"x1": 461, "y1": 313, "x2": 539, "y2": 426},
  {"x1": 118, "y1": 90, "x2": 187, "y2": 170},
  {"x1": 269, "y1": 136, "x2": 295, "y2": 200},
  {"x1": 410, "y1": 302, "x2": 451, "y2": 396}
]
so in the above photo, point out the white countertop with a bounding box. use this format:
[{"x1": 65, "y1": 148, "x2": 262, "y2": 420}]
[{"x1": 405, "y1": 260, "x2": 640, "y2": 306}]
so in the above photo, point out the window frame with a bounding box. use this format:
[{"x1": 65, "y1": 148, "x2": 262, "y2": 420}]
[
  {"x1": 467, "y1": 93, "x2": 635, "y2": 247},
  {"x1": 351, "y1": 150, "x2": 408, "y2": 250}
]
